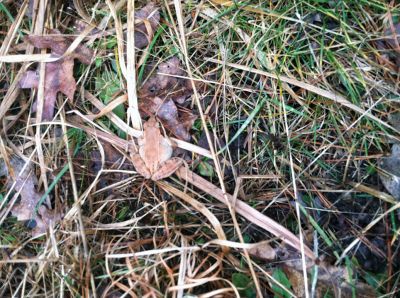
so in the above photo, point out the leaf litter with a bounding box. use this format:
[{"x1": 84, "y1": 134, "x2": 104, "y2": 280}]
[
  {"x1": 373, "y1": 21, "x2": 400, "y2": 73},
  {"x1": 379, "y1": 144, "x2": 400, "y2": 201},
  {"x1": 256, "y1": 245, "x2": 377, "y2": 297},
  {"x1": 0, "y1": 157, "x2": 61, "y2": 236},
  {"x1": 378, "y1": 112, "x2": 400, "y2": 201},
  {"x1": 133, "y1": 2, "x2": 160, "y2": 49},
  {"x1": 3, "y1": 1, "x2": 398, "y2": 296},
  {"x1": 19, "y1": 30, "x2": 94, "y2": 120},
  {"x1": 138, "y1": 57, "x2": 200, "y2": 141},
  {"x1": 4, "y1": 17, "x2": 282, "y2": 294}
]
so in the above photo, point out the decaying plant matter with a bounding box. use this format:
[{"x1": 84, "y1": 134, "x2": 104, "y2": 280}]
[
  {"x1": 0, "y1": 158, "x2": 61, "y2": 236},
  {"x1": 138, "y1": 57, "x2": 199, "y2": 141},
  {"x1": 1, "y1": 1, "x2": 399, "y2": 297},
  {"x1": 19, "y1": 31, "x2": 94, "y2": 120}
]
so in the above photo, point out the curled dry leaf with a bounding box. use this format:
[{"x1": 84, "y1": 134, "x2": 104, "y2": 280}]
[
  {"x1": 138, "y1": 57, "x2": 200, "y2": 141},
  {"x1": 152, "y1": 97, "x2": 195, "y2": 141},
  {"x1": 378, "y1": 112, "x2": 400, "y2": 201},
  {"x1": 0, "y1": 157, "x2": 62, "y2": 236},
  {"x1": 134, "y1": 2, "x2": 160, "y2": 49},
  {"x1": 19, "y1": 31, "x2": 93, "y2": 120},
  {"x1": 72, "y1": 3, "x2": 159, "y2": 48}
]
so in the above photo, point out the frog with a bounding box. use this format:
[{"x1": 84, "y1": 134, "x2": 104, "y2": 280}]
[{"x1": 129, "y1": 116, "x2": 182, "y2": 180}]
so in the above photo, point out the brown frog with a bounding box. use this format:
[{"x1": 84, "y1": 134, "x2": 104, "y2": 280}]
[{"x1": 130, "y1": 117, "x2": 182, "y2": 180}]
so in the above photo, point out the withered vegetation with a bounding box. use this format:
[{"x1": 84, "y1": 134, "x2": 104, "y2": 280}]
[{"x1": 0, "y1": 1, "x2": 399, "y2": 297}]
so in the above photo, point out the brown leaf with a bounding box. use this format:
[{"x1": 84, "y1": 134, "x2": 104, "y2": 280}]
[
  {"x1": 284, "y1": 261, "x2": 376, "y2": 298},
  {"x1": 138, "y1": 57, "x2": 198, "y2": 102},
  {"x1": 283, "y1": 266, "x2": 305, "y2": 297},
  {"x1": 179, "y1": 109, "x2": 198, "y2": 132},
  {"x1": 373, "y1": 22, "x2": 400, "y2": 72},
  {"x1": 1, "y1": 157, "x2": 62, "y2": 236},
  {"x1": 19, "y1": 32, "x2": 93, "y2": 120},
  {"x1": 71, "y1": 3, "x2": 159, "y2": 49},
  {"x1": 277, "y1": 249, "x2": 377, "y2": 298},
  {"x1": 25, "y1": 33, "x2": 93, "y2": 64},
  {"x1": 134, "y1": 3, "x2": 160, "y2": 49},
  {"x1": 138, "y1": 57, "x2": 199, "y2": 141},
  {"x1": 156, "y1": 97, "x2": 192, "y2": 141},
  {"x1": 139, "y1": 96, "x2": 194, "y2": 141}
]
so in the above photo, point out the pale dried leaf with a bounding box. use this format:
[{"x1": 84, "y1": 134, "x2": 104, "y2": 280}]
[
  {"x1": 139, "y1": 57, "x2": 198, "y2": 102},
  {"x1": 0, "y1": 157, "x2": 61, "y2": 236},
  {"x1": 155, "y1": 97, "x2": 192, "y2": 141},
  {"x1": 26, "y1": 33, "x2": 93, "y2": 64},
  {"x1": 283, "y1": 267, "x2": 305, "y2": 297}
]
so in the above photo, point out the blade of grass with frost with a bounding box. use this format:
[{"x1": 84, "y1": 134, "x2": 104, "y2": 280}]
[{"x1": 218, "y1": 95, "x2": 268, "y2": 155}]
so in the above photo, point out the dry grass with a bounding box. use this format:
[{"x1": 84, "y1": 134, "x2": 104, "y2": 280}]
[{"x1": 1, "y1": 0, "x2": 400, "y2": 297}]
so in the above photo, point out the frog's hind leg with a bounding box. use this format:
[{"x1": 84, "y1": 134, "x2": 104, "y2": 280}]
[
  {"x1": 159, "y1": 137, "x2": 173, "y2": 163},
  {"x1": 151, "y1": 158, "x2": 182, "y2": 181},
  {"x1": 131, "y1": 153, "x2": 152, "y2": 179}
]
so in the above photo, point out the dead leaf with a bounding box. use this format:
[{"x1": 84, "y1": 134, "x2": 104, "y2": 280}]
[
  {"x1": 134, "y1": 3, "x2": 160, "y2": 49},
  {"x1": 151, "y1": 97, "x2": 192, "y2": 141},
  {"x1": 275, "y1": 248, "x2": 377, "y2": 298},
  {"x1": 25, "y1": 33, "x2": 93, "y2": 63},
  {"x1": 373, "y1": 22, "x2": 400, "y2": 72},
  {"x1": 19, "y1": 31, "x2": 93, "y2": 120},
  {"x1": 152, "y1": 97, "x2": 195, "y2": 141},
  {"x1": 283, "y1": 266, "x2": 306, "y2": 297},
  {"x1": 379, "y1": 143, "x2": 400, "y2": 201},
  {"x1": 138, "y1": 57, "x2": 200, "y2": 140},
  {"x1": 139, "y1": 57, "x2": 188, "y2": 99},
  {"x1": 0, "y1": 157, "x2": 62, "y2": 236},
  {"x1": 71, "y1": 3, "x2": 159, "y2": 49}
]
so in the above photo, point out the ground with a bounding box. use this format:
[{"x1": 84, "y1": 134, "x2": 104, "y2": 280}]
[{"x1": 0, "y1": 1, "x2": 399, "y2": 297}]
